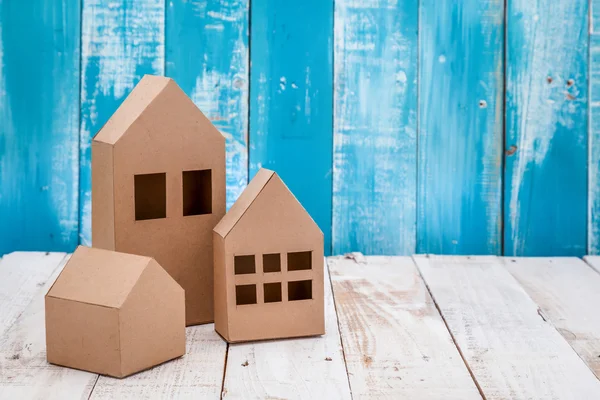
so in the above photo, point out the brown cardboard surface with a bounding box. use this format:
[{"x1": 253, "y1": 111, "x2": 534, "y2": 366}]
[
  {"x1": 213, "y1": 169, "x2": 325, "y2": 343},
  {"x1": 92, "y1": 75, "x2": 226, "y2": 326},
  {"x1": 91, "y1": 140, "x2": 115, "y2": 249},
  {"x1": 119, "y1": 259, "x2": 186, "y2": 377},
  {"x1": 45, "y1": 246, "x2": 185, "y2": 378},
  {"x1": 46, "y1": 297, "x2": 121, "y2": 377},
  {"x1": 48, "y1": 246, "x2": 147, "y2": 308}
]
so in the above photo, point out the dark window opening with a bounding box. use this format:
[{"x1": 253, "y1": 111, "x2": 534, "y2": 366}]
[
  {"x1": 134, "y1": 173, "x2": 166, "y2": 221},
  {"x1": 288, "y1": 280, "x2": 312, "y2": 301},
  {"x1": 236, "y1": 284, "x2": 257, "y2": 305},
  {"x1": 263, "y1": 253, "x2": 281, "y2": 273},
  {"x1": 287, "y1": 251, "x2": 312, "y2": 271},
  {"x1": 264, "y1": 282, "x2": 282, "y2": 303},
  {"x1": 182, "y1": 169, "x2": 212, "y2": 216},
  {"x1": 234, "y1": 255, "x2": 256, "y2": 275}
]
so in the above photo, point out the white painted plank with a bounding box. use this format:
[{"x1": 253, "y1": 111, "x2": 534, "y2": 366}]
[
  {"x1": 90, "y1": 324, "x2": 226, "y2": 399},
  {"x1": 329, "y1": 256, "x2": 480, "y2": 399},
  {"x1": 0, "y1": 255, "x2": 98, "y2": 400},
  {"x1": 503, "y1": 257, "x2": 600, "y2": 379},
  {"x1": 0, "y1": 252, "x2": 66, "y2": 336},
  {"x1": 584, "y1": 255, "x2": 600, "y2": 274},
  {"x1": 222, "y1": 261, "x2": 351, "y2": 400},
  {"x1": 415, "y1": 255, "x2": 600, "y2": 399}
]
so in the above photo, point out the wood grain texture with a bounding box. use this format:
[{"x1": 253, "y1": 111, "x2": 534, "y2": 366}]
[
  {"x1": 505, "y1": 0, "x2": 588, "y2": 256},
  {"x1": 249, "y1": 0, "x2": 333, "y2": 254},
  {"x1": 0, "y1": 0, "x2": 80, "y2": 255},
  {"x1": 0, "y1": 257, "x2": 98, "y2": 400},
  {"x1": 584, "y1": 255, "x2": 600, "y2": 274},
  {"x1": 89, "y1": 325, "x2": 226, "y2": 399},
  {"x1": 503, "y1": 257, "x2": 600, "y2": 379},
  {"x1": 417, "y1": 0, "x2": 504, "y2": 255},
  {"x1": 332, "y1": 0, "x2": 417, "y2": 255},
  {"x1": 79, "y1": 0, "x2": 165, "y2": 245},
  {"x1": 0, "y1": 252, "x2": 66, "y2": 336},
  {"x1": 329, "y1": 255, "x2": 481, "y2": 399},
  {"x1": 222, "y1": 261, "x2": 350, "y2": 399},
  {"x1": 590, "y1": 0, "x2": 600, "y2": 255},
  {"x1": 415, "y1": 255, "x2": 600, "y2": 399},
  {"x1": 166, "y1": 0, "x2": 249, "y2": 209}
]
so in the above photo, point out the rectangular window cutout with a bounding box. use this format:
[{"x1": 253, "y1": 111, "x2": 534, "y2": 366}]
[
  {"x1": 288, "y1": 280, "x2": 312, "y2": 301},
  {"x1": 287, "y1": 251, "x2": 312, "y2": 271},
  {"x1": 234, "y1": 255, "x2": 256, "y2": 275},
  {"x1": 236, "y1": 284, "x2": 257, "y2": 305},
  {"x1": 264, "y1": 282, "x2": 282, "y2": 303},
  {"x1": 263, "y1": 253, "x2": 281, "y2": 273},
  {"x1": 182, "y1": 169, "x2": 212, "y2": 216},
  {"x1": 134, "y1": 173, "x2": 166, "y2": 221}
]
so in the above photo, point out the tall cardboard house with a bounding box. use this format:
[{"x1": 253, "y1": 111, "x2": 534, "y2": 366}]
[
  {"x1": 213, "y1": 169, "x2": 325, "y2": 343},
  {"x1": 45, "y1": 246, "x2": 185, "y2": 378},
  {"x1": 92, "y1": 75, "x2": 225, "y2": 326}
]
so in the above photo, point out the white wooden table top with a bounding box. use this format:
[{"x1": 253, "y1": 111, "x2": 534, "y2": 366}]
[{"x1": 1, "y1": 253, "x2": 600, "y2": 399}]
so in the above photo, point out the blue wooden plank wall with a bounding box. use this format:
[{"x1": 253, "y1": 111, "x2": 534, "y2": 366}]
[
  {"x1": 505, "y1": 0, "x2": 588, "y2": 256},
  {"x1": 0, "y1": 0, "x2": 596, "y2": 257},
  {"x1": 418, "y1": 0, "x2": 504, "y2": 255}
]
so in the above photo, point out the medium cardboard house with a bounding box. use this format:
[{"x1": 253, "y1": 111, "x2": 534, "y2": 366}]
[
  {"x1": 213, "y1": 168, "x2": 325, "y2": 343},
  {"x1": 45, "y1": 246, "x2": 185, "y2": 378},
  {"x1": 92, "y1": 75, "x2": 225, "y2": 326}
]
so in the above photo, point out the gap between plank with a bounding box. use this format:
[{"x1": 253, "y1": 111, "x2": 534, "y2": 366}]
[
  {"x1": 220, "y1": 342, "x2": 230, "y2": 399},
  {"x1": 412, "y1": 255, "x2": 487, "y2": 400},
  {"x1": 326, "y1": 258, "x2": 354, "y2": 399},
  {"x1": 86, "y1": 375, "x2": 100, "y2": 400}
]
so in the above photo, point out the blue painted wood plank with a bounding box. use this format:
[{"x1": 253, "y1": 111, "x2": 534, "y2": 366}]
[
  {"x1": 332, "y1": 0, "x2": 417, "y2": 255},
  {"x1": 0, "y1": 0, "x2": 80, "y2": 255},
  {"x1": 418, "y1": 0, "x2": 504, "y2": 254},
  {"x1": 166, "y1": 0, "x2": 249, "y2": 209},
  {"x1": 505, "y1": 0, "x2": 588, "y2": 256},
  {"x1": 249, "y1": 0, "x2": 333, "y2": 254},
  {"x1": 589, "y1": 1, "x2": 600, "y2": 255},
  {"x1": 79, "y1": 0, "x2": 165, "y2": 245}
]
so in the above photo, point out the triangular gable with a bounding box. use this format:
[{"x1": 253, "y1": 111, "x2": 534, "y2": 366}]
[
  {"x1": 214, "y1": 169, "x2": 275, "y2": 238},
  {"x1": 47, "y1": 246, "x2": 150, "y2": 308},
  {"x1": 93, "y1": 75, "x2": 171, "y2": 145}
]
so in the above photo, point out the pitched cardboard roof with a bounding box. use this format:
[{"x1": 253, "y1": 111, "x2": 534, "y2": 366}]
[
  {"x1": 47, "y1": 246, "x2": 153, "y2": 309},
  {"x1": 93, "y1": 75, "x2": 172, "y2": 145},
  {"x1": 214, "y1": 169, "x2": 276, "y2": 238}
]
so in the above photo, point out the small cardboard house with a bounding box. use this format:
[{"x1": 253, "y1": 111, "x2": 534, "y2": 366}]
[
  {"x1": 213, "y1": 169, "x2": 325, "y2": 343},
  {"x1": 45, "y1": 246, "x2": 185, "y2": 378},
  {"x1": 92, "y1": 75, "x2": 225, "y2": 326}
]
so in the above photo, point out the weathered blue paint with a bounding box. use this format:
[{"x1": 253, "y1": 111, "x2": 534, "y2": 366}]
[
  {"x1": 0, "y1": 0, "x2": 80, "y2": 254},
  {"x1": 249, "y1": 0, "x2": 334, "y2": 254},
  {"x1": 505, "y1": 0, "x2": 588, "y2": 256},
  {"x1": 332, "y1": 0, "x2": 418, "y2": 255},
  {"x1": 167, "y1": 0, "x2": 249, "y2": 210},
  {"x1": 79, "y1": 0, "x2": 165, "y2": 246},
  {"x1": 418, "y1": 0, "x2": 504, "y2": 254},
  {"x1": 589, "y1": 0, "x2": 600, "y2": 255}
]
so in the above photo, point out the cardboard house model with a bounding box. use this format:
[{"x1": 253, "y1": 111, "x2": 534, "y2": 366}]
[
  {"x1": 92, "y1": 75, "x2": 225, "y2": 326},
  {"x1": 213, "y1": 168, "x2": 325, "y2": 343},
  {"x1": 45, "y1": 246, "x2": 185, "y2": 378}
]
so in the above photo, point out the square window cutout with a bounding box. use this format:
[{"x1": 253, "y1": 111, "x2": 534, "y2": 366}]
[
  {"x1": 134, "y1": 173, "x2": 166, "y2": 221},
  {"x1": 263, "y1": 253, "x2": 281, "y2": 273},
  {"x1": 183, "y1": 169, "x2": 212, "y2": 216},
  {"x1": 234, "y1": 255, "x2": 255, "y2": 275},
  {"x1": 236, "y1": 284, "x2": 257, "y2": 305},
  {"x1": 287, "y1": 251, "x2": 312, "y2": 271},
  {"x1": 288, "y1": 280, "x2": 312, "y2": 301},
  {"x1": 264, "y1": 282, "x2": 282, "y2": 303}
]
